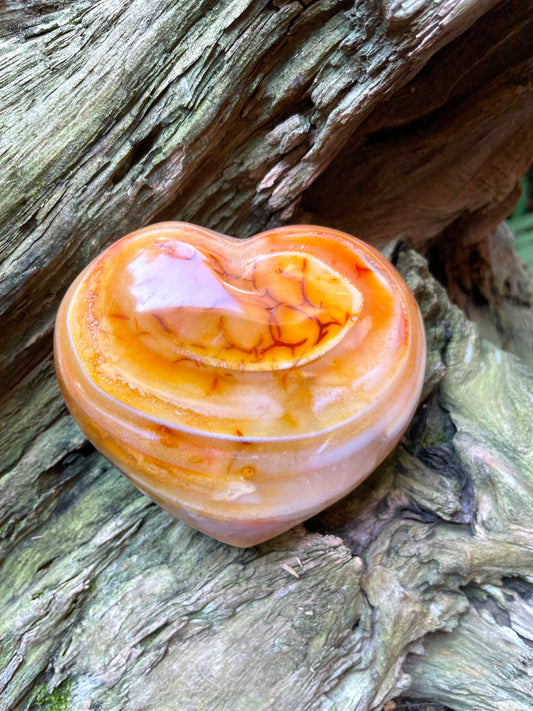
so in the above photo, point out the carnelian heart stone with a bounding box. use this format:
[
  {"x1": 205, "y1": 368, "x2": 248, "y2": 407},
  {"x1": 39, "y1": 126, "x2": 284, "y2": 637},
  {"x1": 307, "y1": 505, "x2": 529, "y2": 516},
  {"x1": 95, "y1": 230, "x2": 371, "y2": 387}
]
[{"x1": 54, "y1": 222, "x2": 426, "y2": 546}]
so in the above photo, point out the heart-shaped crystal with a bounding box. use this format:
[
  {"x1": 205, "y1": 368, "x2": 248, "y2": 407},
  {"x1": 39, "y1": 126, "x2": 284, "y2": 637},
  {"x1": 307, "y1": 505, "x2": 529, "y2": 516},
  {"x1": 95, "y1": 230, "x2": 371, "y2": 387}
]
[{"x1": 55, "y1": 222, "x2": 426, "y2": 546}]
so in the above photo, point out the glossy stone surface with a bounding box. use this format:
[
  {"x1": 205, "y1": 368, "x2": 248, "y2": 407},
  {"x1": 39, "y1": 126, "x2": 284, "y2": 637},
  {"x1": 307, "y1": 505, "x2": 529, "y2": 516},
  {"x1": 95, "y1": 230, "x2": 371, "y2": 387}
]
[{"x1": 54, "y1": 222, "x2": 426, "y2": 546}]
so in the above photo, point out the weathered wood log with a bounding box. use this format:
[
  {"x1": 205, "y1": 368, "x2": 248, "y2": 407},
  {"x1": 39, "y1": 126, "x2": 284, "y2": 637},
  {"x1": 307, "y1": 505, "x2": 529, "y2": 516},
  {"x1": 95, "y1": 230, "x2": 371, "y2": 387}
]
[{"x1": 1, "y1": 1, "x2": 533, "y2": 709}]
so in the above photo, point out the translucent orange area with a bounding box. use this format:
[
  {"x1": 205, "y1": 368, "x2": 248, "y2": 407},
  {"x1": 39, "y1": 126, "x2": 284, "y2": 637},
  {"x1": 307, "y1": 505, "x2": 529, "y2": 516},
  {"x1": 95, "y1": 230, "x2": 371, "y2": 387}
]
[
  {"x1": 56, "y1": 223, "x2": 427, "y2": 545},
  {"x1": 67, "y1": 225, "x2": 411, "y2": 437},
  {"x1": 98, "y1": 248, "x2": 362, "y2": 371}
]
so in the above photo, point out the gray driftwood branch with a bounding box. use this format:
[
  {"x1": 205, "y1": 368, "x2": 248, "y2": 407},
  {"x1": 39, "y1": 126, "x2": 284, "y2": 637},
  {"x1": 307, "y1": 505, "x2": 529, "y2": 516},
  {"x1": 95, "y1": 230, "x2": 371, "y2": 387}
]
[{"x1": 1, "y1": 1, "x2": 533, "y2": 709}]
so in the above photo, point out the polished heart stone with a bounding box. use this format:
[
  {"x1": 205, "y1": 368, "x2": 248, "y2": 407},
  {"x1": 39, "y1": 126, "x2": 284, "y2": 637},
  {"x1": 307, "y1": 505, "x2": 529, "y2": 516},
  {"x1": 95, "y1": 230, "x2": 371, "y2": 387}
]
[{"x1": 55, "y1": 222, "x2": 426, "y2": 546}]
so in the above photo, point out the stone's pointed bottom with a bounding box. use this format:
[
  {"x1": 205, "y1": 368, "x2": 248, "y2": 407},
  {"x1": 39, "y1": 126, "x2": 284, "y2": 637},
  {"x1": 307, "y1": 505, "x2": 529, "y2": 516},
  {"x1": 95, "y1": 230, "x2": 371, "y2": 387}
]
[{"x1": 156, "y1": 499, "x2": 300, "y2": 548}]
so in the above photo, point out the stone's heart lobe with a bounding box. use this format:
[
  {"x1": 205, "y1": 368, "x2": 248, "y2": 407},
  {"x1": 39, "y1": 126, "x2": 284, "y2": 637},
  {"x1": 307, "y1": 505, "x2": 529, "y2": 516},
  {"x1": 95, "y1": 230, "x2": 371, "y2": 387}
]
[{"x1": 54, "y1": 222, "x2": 426, "y2": 546}]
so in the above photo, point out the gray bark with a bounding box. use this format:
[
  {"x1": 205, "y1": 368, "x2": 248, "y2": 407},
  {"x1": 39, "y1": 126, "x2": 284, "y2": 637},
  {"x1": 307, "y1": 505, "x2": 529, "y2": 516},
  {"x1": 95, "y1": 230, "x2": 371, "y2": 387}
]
[{"x1": 1, "y1": 1, "x2": 533, "y2": 710}]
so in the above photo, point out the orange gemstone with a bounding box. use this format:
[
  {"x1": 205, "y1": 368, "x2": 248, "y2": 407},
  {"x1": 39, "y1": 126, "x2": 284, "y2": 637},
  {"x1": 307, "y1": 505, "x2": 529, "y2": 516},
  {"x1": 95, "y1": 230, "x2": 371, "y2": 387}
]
[{"x1": 54, "y1": 223, "x2": 426, "y2": 546}]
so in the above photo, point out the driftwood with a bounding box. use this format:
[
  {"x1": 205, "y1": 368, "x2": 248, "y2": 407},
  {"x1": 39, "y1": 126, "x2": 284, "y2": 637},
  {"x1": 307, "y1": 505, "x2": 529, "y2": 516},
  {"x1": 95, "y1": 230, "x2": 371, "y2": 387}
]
[{"x1": 1, "y1": 1, "x2": 533, "y2": 709}]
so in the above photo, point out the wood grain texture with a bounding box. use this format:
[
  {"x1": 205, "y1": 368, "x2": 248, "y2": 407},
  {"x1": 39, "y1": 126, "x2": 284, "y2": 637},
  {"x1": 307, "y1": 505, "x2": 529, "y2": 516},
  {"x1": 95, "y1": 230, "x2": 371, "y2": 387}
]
[{"x1": 1, "y1": 1, "x2": 533, "y2": 709}]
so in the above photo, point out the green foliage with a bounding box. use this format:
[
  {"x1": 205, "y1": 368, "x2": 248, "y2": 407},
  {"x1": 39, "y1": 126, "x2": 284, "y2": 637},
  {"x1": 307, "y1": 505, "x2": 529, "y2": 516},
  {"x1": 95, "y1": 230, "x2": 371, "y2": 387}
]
[
  {"x1": 508, "y1": 168, "x2": 533, "y2": 271},
  {"x1": 510, "y1": 173, "x2": 530, "y2": 218}
]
